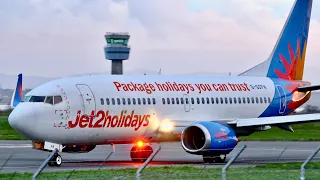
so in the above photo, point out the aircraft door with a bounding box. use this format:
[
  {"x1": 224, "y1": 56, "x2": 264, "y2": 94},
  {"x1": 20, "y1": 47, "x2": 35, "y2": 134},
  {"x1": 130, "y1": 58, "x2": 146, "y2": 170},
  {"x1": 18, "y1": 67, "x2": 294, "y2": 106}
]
[
  {"x1": 183, "y1": 94, "x2": 191, "y2": 112},
  {"x1": 275, "y1": 85, "x2": 286, "y2": 115},
  {"x1": 76, "y1": 84, "x2": 96, "y2": 114}
]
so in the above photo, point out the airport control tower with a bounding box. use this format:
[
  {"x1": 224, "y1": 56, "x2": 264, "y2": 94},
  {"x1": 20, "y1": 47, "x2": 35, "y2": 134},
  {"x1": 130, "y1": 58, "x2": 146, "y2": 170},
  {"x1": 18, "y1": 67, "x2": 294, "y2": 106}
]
[{"x1": 104, "y1": 32, "x2": 131, "y2": 75}]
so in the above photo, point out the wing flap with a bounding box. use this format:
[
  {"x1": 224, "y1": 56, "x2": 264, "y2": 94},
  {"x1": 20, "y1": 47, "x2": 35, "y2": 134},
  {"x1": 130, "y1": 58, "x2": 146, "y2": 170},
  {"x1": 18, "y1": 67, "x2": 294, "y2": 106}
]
[{"x1": 228, "y1": 113, "x2": 320, "y2": 127}]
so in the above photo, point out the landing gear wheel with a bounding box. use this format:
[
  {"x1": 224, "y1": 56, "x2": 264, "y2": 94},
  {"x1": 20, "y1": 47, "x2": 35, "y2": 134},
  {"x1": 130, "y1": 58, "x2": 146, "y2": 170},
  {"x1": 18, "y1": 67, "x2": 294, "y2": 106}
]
[
  {"x1": 130, "y1": 145, "x2": 153, "y2": 162},
  {"x1": 203, "y1": 156, "x2": 215, "y2": 163},
  {"x1": 48, "y1": 153, "x2": 62, "y2": 167},
  {"x1": 215, "y1": 155, "x2": 226, "y2": 163}
]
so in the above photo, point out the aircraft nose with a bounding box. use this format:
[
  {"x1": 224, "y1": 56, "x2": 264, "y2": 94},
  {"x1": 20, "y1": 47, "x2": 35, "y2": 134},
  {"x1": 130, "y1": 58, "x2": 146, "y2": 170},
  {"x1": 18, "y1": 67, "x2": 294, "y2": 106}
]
[{"x1": 8, "y1": 104, "x2": 35, "y2": 139}]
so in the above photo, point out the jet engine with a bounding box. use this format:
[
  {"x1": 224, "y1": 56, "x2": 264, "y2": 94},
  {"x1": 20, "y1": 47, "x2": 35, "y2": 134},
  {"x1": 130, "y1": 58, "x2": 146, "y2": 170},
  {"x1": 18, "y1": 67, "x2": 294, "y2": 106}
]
[{"x1": 181, "y1": 122, "x2": 238, "y2": 155}]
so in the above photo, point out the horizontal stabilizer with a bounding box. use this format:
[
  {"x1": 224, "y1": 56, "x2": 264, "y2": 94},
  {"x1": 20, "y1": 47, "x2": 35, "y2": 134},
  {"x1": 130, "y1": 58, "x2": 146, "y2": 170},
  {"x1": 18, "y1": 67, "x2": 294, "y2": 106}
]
[{"x1": 297, "y1": 84, "x2": 320, "y2": 92}]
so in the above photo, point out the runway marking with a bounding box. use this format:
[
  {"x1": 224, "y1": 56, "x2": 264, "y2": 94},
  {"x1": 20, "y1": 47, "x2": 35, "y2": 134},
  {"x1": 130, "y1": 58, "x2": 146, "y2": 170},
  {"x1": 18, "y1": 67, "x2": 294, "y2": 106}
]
[{"x1": 0, "y1": 144, "x2": 31, "y2": 148}]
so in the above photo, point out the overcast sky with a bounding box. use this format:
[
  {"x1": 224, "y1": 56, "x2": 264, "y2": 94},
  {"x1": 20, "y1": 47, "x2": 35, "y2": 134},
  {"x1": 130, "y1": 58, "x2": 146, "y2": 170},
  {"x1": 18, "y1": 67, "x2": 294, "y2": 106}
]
[{"x1": 1, "y1": 0, "x2": 320, "y2": 83}]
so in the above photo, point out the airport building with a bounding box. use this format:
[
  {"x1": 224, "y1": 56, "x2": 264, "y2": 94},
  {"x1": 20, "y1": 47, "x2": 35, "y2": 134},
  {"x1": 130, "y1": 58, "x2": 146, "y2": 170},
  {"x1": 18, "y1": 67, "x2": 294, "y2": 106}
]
[{"x1": 104, "y1": 32, "x2": 131, "y2": 75}]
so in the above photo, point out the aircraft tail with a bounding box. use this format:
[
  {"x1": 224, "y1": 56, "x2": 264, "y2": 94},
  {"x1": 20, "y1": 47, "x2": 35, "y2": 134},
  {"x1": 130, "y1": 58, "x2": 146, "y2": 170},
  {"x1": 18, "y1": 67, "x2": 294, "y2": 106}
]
[
  {"x1": 240, "y1": 0, "x2": 313, "y2": 80},
  {"x1": 10, "y1": 74, "x2": 23, "y2": 108}
]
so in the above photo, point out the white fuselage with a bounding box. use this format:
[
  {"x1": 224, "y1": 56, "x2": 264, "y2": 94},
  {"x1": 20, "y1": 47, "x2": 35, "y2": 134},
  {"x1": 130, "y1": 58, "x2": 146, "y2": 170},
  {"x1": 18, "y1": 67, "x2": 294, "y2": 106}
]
[{"x1": 10, "y1": 75, "x2": 283, "y2": 145}]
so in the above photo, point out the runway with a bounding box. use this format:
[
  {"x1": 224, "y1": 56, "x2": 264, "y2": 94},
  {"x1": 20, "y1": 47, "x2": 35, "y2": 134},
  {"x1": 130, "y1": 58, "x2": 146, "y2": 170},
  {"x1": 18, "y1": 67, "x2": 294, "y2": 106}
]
[{"x1": 0, "y1": 141, "x2": 319, "y2": 174}]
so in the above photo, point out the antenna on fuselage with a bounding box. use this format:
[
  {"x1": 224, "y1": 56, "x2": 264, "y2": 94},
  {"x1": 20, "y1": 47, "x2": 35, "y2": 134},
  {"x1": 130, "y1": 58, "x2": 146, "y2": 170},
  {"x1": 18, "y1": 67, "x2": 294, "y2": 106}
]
[{"x1": 158, "y1": 68, "x2": 162, "y2": 75}]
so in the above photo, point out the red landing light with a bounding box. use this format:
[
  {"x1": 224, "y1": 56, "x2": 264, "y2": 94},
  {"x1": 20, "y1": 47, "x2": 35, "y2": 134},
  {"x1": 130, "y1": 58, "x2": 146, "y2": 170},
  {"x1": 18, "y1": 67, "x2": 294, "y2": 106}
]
[{"x1": 137, "y1": 140, "x2": 144, "y2": 148}]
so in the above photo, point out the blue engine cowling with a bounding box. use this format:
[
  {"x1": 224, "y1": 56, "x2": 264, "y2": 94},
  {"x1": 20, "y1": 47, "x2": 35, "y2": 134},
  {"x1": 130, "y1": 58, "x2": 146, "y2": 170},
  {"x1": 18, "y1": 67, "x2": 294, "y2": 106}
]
[{"x1": 181, "y1": 122, "x2": 238, "y2": 155}]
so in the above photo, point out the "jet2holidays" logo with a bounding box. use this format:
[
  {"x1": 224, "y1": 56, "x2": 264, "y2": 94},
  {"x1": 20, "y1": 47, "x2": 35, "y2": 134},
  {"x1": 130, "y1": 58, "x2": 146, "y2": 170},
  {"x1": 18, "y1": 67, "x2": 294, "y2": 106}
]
[{"x1": 68, "y1": 110, "x2": 150, "y2": 131}]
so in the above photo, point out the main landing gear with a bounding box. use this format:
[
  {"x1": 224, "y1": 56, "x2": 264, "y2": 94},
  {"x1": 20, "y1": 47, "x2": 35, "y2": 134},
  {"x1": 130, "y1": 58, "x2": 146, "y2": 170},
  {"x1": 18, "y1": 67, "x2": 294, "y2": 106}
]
[
  {"x1": 203, "y1": 154, "x2": 226, "y2": 163},
  {"x1": 130, "y1": 141, "x2": 153, "y2": 162},
  {"x1": 48, "y1": 152, "x2": 62, "y2": 167}
]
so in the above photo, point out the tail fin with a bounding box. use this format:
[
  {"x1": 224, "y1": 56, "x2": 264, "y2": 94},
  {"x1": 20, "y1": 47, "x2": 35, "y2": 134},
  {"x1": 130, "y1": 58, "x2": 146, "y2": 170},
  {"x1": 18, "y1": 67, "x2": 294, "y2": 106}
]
[
  {"x1": 10, "y1": 74, "x2": 23, "y2": 108},
  {"x1": 240, "y1": 0, "x2": 313, "y2": 80}
]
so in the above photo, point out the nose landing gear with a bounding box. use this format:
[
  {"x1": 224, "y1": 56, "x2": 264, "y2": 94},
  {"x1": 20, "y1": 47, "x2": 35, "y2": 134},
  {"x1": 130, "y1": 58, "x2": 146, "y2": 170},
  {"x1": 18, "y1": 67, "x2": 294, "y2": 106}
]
[{"x1": 48, "y1": 153, "x2": 62, "y2": 167}]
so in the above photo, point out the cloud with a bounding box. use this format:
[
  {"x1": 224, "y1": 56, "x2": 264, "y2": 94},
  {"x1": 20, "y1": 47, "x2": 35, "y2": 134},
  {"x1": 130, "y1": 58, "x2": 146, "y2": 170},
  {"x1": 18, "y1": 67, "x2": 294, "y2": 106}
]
[{"x1": 1, "y1": 0, "x2": 320, "y2": 84}]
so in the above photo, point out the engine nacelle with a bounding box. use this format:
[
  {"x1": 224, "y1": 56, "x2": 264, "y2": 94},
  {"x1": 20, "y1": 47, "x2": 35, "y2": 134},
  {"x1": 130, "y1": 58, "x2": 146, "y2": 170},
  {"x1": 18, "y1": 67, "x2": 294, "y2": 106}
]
[
  {"x1": 62, "y1": 144, "x2": 96, "y2": 153},
  {"x1": 181, "y1": 122, "x2": 238, "y2": 155}
]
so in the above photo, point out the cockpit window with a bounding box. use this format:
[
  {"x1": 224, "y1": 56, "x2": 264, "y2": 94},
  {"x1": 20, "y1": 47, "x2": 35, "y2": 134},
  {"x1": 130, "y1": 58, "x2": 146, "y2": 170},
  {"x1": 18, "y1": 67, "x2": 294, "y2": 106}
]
[
  {"x1": 45, "y1": 96, "x2": 54, "y2": 105},
  {"x1": 29, "y1": 96, "x2": 46, "y2": 102},
  {"x1": 23, "y1": 95, "x2": 62, "y2": 105},
  {"x1": 23, "y1": 96, "x2": 31, "y2": 102},
  {"x1": 54, "y1": 96, "x2": 63, "y2": 105}
]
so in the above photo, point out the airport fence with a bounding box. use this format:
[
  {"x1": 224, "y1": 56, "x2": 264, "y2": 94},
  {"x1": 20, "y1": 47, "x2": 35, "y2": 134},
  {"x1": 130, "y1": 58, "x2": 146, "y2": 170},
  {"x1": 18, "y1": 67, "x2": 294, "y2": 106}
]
[{"x1": 0, "y1": 142, "x2": 319, "y2": 180}]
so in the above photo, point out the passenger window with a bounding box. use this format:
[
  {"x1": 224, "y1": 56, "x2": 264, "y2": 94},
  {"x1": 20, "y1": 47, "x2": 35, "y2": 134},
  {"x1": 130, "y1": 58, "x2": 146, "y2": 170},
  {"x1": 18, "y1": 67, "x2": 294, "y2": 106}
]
[
  {"x1": 45, "y1": 96, "x2": 53, "y2": 105},
  {"x1": 122, "y1": 98, "x2": 126, "y2": 105},
  {"x1": 225, "y1": 97, "x2": 228, "y2": 104},
  {"x1": 152, "y1": 98, "x2": 156, "y2": 105},
  {"x1": 260, "y1": 97, "x2": 263, "y2": 104},
  {"x1": 162, "y1": 98, "x2": 166, "y2": 104},
  {"x1": 176, "y1": 98, "x2": 180, "y2": 104},
  {"x1": 54, "y1": 96, "x2": 63, "y2": 105},
  {"x1": 211, "y1": 97, "x2": 215, "y2": 104},
  {"x1": 234, "y1": 97, "x2": 237, "y2": 104},
  {"x1": 147, "y1": 98, "x2": 151, "y2": 105},
  {"x1": 229, "y1": 97, "x2": 232, "y2": 104},
  {"x1": 191, "y1": 98, "x2": 195, "y2": 104},
  {"x1": 247, "y1": 97, "x2": 250, "y2": 104},
  {"x1": 106, "y1": 98, "x2": 110, "y2": 105},
  {"x1": 117, "y1": 98, "x2": 121, "y2": 105},
  {"x1": 251, "y1": 97, "x2": 255, "y2": 104},
  {"x1": 167, "y1": 98, "x2": 170, "y2": 105},
  {"x1": 206, "y1": 97, "x2": 210, "y2": 104},
  {"x1": 142, "y1": 98, "x2": 146, "y2": 105},
  {"x1": 201, "y1": 97, "x2": 205, "y2": 104},
  {"x1": 216, "y1": 97, "x2": 219, "y2": 104},
  {"x1": 268, "y1": 97, "x2": 271, "y2": 103},
  {"x1": 100, "y1": 98, "x2": 104, "y2": 105},
  {"x1": 220, "y1": 97, "x2": 223, "y2": 104},
  {"x1": 127, "y1": 98, "x2": 131, "y2": 105},
  {"x1": 264, "y1": 97, "x2": 267, "y2": 103},
  {"x1": 197, "y1": 97, "x2": 200, "y2": 104},
  {"x1": 180, "y1": 97, "x2": 184, "y2": 104},
  {"x1": 185, "y1": 98, "x2": 189, "y2": 104},
  {"x1": 172, "y1": 98, "x2": 175, "y2": 105},
  {"x1": 133, "y1": 98, "x2": 136, "y2": 105},
  {"x1": 238, "y1": 97, "x2": 241, "y2": 104},
  {"x1": 256, "y1": 97, "x2": 259, "y2": 104},
  {"x1": 137, "y1": 98, "x2": 141, "y2": 105},
  {"x1": 111, "y1": 98, "x2": 115, "y2": 105}
]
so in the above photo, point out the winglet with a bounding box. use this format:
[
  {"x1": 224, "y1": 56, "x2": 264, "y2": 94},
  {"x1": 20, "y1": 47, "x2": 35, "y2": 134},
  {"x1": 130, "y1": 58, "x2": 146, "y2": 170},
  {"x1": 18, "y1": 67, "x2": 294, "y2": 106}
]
[{"x1": 10, "y1": 74, "x2": 23, "y2": 108}]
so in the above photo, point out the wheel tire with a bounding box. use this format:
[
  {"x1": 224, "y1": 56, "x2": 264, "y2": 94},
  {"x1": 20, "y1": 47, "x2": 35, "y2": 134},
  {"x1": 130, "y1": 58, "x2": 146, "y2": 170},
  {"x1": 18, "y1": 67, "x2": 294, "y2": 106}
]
[
  {"x1": 54, "y1": 155, "x2": 62, "y2": 166},
  {"x1": 130, "y1": 145, "x2": 154, "y2": 162},
  {"x1": 215, "y1": 155, "x2": 226, "y2": 163},
  {"x1": 203, "y1": 156, "x2": 214, "y2": 163}
]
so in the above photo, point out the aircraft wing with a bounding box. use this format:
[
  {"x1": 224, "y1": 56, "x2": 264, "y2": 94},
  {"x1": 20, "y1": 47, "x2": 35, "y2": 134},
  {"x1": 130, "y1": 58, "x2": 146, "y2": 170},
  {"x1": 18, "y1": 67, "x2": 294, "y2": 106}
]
[{"x1": 227, "y1": 113, "x2": 320, "y2": 127}]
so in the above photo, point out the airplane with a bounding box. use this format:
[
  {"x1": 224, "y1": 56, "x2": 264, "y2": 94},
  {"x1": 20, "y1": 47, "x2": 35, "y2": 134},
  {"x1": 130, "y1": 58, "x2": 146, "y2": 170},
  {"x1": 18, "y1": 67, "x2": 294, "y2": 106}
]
[
  {"x1": 0, "y1": 74, "x2": 23, "y2": 111},
  {"x1": 8, "y1": 0, "x2": 320, "y2": 167}
]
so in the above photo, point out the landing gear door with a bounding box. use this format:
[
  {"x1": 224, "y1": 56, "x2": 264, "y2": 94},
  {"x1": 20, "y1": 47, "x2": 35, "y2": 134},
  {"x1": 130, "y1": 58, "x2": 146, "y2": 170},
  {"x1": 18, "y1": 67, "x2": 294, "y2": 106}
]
[
  {"x1": 76, "y1": 84, "x2": 96, "y2": 114},
  {"x1": 275, "y1": 85, "x2": 286, "y2": 115}
]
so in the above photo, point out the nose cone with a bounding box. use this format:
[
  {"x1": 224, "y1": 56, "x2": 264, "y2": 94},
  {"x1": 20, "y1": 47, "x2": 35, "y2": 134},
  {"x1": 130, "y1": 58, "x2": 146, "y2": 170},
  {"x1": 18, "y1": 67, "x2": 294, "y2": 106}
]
[{"x1": 9, "y1": 104, "x2": 35, "y2": 139}]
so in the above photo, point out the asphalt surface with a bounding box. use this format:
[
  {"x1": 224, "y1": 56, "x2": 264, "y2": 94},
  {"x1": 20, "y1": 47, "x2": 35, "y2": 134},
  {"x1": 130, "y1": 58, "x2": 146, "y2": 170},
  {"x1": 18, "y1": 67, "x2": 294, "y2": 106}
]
[{"x1": 0, "y1": 141, "x2": 319, "y2": 174}]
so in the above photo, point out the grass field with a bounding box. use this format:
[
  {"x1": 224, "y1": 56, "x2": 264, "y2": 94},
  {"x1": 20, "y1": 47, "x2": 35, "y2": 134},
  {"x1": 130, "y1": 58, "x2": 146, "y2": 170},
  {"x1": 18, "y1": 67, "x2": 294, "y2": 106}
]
[
  {"x1": 0, "y1": 118, "x2": 26, "y2": 140},
  {"x1": 0, "y1": 162, "x2": 319, "y2": 180},
  {"x1": 0, "y1": 117, "x2": 319, "y2": 141}
]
